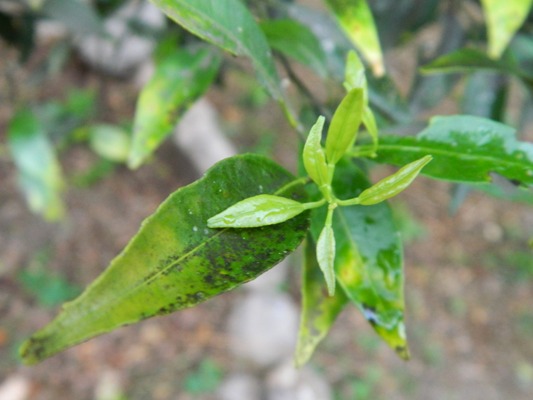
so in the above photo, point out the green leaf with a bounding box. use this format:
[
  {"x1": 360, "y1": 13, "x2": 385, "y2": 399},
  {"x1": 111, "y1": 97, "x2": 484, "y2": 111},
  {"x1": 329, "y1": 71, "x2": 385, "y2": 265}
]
[
  {"x1": 184, "y1": 359, "x2": 223, "y2": 394},
  {"x1": 7, "y1": 109, "x2": 65, "y2": 221},
  {"x1": 128, "y1": 46, "x2": 221, "y2": 168},
  {"x1": 19, "y1": 154, "x2": 309, "y2": 365},
  {"x1": 150, "y1": 0, "x2": 295, "y2": 123},
  {"x1": 357, "y1": 115, "x2": 533, "y2": 186},
  {"x1": 344, "y1": 50, "x2": 367, "y2": 98},
  {"x1": 295, "y1": 235, "x2": 348, "y2": 367},
  {"x1": 89, "y1": 124, "x2": 131, "y2": 163},
  {"x1": 421, "y1": 48, "x2": 533, "y2": 83},
  {"x1": 310, "y1": 160, "x2": 409, "y2": 359},
  {"x1": 355, "y1": 156, "x2": 432, "y2": 205},
  {"x1": 344, "y1": 51, "x2": 379, "y2": 152},
  {"x1": 207, "y1": 194, "x2": 307, "y2": 228},
  {"x1": 303, "y1": 116, "x2": 329, "y2": 187},
  {"x1": 317, "y1": 219, "x2": 336, "y2": 296},
  {"x1": 260, "y1": 19, "x2": 328, "y2": 78},
  {"x1": 480, "y1": 0, "x2": 533, "y2": 58},
  {"x1": 325, "y1": 0, "x2": 384, "y2": 76},
  {"x1": 18, "y1": 268, "x2": 80, "y2": 308},
  {"x1": 326, "y1": 88, "x2": 364, "y2": 165}
]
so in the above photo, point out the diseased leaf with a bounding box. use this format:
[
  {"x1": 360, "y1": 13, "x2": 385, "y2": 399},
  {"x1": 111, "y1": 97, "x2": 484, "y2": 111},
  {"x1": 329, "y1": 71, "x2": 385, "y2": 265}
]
[
  {"x1": 20, "y1": 154, "x2": 309, "y2": 365},
  {"x1": 303, "y1": 116, "x2": 329, "y2": 187},
  {"x1": 128, "y1": 46, "x2": 220, "y2": 168},
  {"x1": 150, "y1": 0, "x2": 296, "y2": 123},
  {"x1": 357, "y1": 115, "x2": 533, "y2": 186},
  {"x1": 261, "y1": 19, "x2": 328, "y2": 78},
  {"x1": 325, "y1": 0, "x2": 384, "y2": 76},
  {"x1": 207, "y1": 194, "x2": 307, "y2": 228},
  {"x1": 480, "y1": 0, "x2": 533, "y2": 58},
  {"x1": 7, "y1": 109, "x2": 65, "y2": 221},
  {"x1": 356, "y1": 156, "x2": 432, "y2": 205},
  {"x1": 326, "y1": 88, "x2": 364, "y2": 165},
  {"x1": 295, "y1": 235, "x2": 348, "y2": 367},
  {"x1": 310, "y1": 160, "x2": 409, "y2": 359}
]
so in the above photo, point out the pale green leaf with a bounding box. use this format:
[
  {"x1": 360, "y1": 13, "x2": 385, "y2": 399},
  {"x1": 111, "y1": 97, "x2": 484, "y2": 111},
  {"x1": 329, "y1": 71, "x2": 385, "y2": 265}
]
[
  {"x1": 303, "y1": 116, "x2": 329, "y2": 187},
  {"x1": 326, "y1": 88, "x2": 364, "y2": 165},
  {"x1": 207, "y1": 194, "x2": 307, "y2": 228},
  {"x1": 7, "y1": 109, "x2": 65, "y2": 221},
  {"x1": 317, "y1": 224, "x2": 336, "y2": 296},
  {"x1": 89, "y1": 124, "x2": 131, "y2": 163},
  {"x1": 128, "y1": 46, "x2": 220, "y2": 168},
  {"x1": 481, "y1": 0, "x2": 533, "y2": 58},
  {"x1": 325, "y1": 0, "x2": 384, "y2": 76},
  {"x1": 356, "y1": 155, "x2": 432, "y2": 205},
  {"x1": 19, "y1": 154, "x2": 309, "y2": 364}
]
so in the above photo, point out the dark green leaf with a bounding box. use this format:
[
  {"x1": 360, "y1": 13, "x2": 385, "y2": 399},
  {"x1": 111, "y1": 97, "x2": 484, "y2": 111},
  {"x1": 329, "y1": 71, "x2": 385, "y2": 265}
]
[
  {"x1": 128, "y1": 46, "x2": 221, "y2": 168},
  {"x1": 325, "y1": 0, "x2": 384, "y2": 76},
  {"x1": 480, "y1": 0, "x2": 533, "y2": 58},
  {"x1": 421, "y1": 48, "x2": 533, "y2": 83},
  {"x1": 19, "y1": 154, "x2": 309, "y2": 364},
  {"x1": 310, "y1": 160, "x2": 409, "y2": 359},
  {"x1": 150, "y1": 0, "x2": 296, "y2": 123},
  {"x1": 260, "y1": 19, "x2": 328, "y2": 78},
  {"x1": 358, "y1": 115, "x2": 533, "y2": 186},
  {"x1": 7, "y1": 109, "x2": 65, "y2": 221},
  {"x1": 295, "y1": 235, "x2": 348, "y2": 366}
]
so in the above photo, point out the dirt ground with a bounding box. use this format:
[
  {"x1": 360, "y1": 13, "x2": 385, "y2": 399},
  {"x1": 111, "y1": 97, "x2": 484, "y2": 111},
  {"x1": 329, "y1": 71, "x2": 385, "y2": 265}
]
[{"x1": 1, "y1": 32, "x2": 533, "y2": 400}]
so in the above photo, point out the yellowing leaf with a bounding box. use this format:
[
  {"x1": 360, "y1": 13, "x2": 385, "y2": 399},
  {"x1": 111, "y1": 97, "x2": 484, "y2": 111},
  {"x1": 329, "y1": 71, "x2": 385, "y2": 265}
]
[
  {"x1": 481, "y1": 0, "x2": 533, "y2": 58},
  {"x1": 325, "y1": 0, "x2": 384, "y2": 76}
]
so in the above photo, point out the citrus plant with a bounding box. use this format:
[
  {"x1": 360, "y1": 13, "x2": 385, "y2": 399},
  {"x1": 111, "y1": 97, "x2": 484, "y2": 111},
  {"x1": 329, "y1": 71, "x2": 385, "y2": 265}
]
[{"x1": 4, "y1": 0, "x2": 533, "y2": 367}]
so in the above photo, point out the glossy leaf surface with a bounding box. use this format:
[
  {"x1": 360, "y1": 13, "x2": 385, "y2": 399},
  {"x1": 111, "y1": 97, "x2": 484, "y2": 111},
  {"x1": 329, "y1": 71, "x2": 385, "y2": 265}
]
[
  {"x1": 357, "y1": 115, "x2": 533, "y2": 186},
  {"x1": 356, "y1": 156, "x2": 432, "y2": 205},
  {"x1": 129, "y1": 47, "x2": 220, "y2": 168},
  {"x1": 261, "y1": 19, "x2": 328, "y2": 78},
  {"x1": 325, "y1": 0, "x2": 384, "y2": 76},
  {"x1": 150, "y1": 0, "x2": 292, "y2": 117},
  {"x1": 481, "y1": 0, "x2": 533, "y2": 58},
  {"x1": 310, "y1": 160, "x2": 409, "y2": 359},
  {"x1": 295, "y1": 236, "x2": 348, "y2": 366},
  {"x1": 326, "y1": 88, "x2": 364, "y2": 165},
  {"x1": 303, "y1": 116, "x2": 329, "y2": 187},
  {"x1": 207, "y1": 194, "x2": 307, "y2": 228},
  {"x1": 7, "y1": 109, "x2": 65, "y2": 221},
  {"x1": 20, "y1": 154, "x2": 309, "y2": 364}
]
